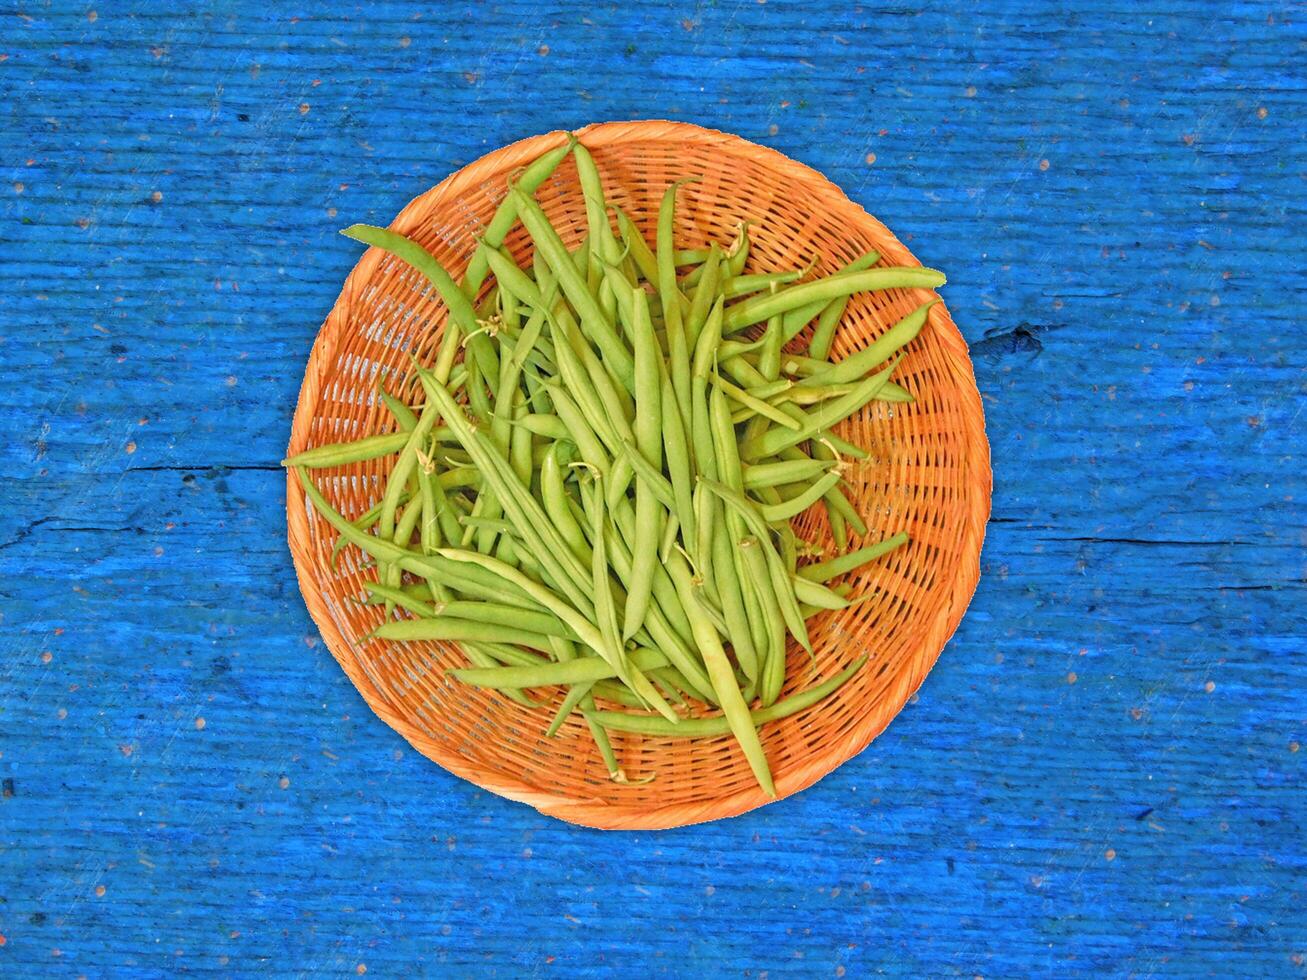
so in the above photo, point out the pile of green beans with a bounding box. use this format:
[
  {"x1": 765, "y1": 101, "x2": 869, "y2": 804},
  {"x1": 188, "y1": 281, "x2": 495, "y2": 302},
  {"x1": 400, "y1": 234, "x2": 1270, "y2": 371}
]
[{"x1": 285, "y1": 137, "x2": 942, "y2": 793}]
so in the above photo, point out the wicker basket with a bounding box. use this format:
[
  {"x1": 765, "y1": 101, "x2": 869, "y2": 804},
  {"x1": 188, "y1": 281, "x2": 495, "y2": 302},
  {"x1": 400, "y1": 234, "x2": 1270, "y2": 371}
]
[{"x1": 285, "y1": 120, "x2": 991, "y2": 830}]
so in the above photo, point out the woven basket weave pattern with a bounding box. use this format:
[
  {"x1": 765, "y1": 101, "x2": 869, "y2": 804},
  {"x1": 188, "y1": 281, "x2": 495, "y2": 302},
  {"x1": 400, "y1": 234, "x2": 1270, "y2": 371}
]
[{"x1": 285, "y1": 121, "x2": 991, "y2": 829}]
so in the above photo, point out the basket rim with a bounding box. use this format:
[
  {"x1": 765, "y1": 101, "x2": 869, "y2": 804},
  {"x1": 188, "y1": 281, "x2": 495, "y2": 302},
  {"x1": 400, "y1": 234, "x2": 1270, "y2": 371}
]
[{"x1": 285, "y1": 119, "x2": 992, "y2": 830}]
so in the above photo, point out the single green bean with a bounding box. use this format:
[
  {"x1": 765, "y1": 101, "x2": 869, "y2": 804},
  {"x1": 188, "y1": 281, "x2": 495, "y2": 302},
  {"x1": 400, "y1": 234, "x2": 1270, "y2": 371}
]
[
  {"x1": 658, "y1": 180, "x2": 697, "y2": 432},
  {"x1": 741, "y1": 458, "x2": 834, "y2": 489},
  {"x1": 778, "y1": 251, "x2": 882, "y2": 341},
  {"x1": 685, "y1": 243, "x2": 722, "y2": 344},
  {"x1": 451, "y1": 647, "x2": 668, "y2": 689},
  {"x1": 660, "y1": 371, "x2": 697, "y2": 548},
  {"x1": 739, "y1": 357, "x2": 901, "y2": 460},
  {"x1": 379, "y1": 388, "x2": 419, "y2": 430},
  {"x1": 509, "y1": 185, "x2": 635, "y2": 393},
  {"x1": 370, "y1": 617, "x2": 558, "y2": 653},
  {"x1": 726, "y1": 221, "x2": 750, "y2": 277},
  {"x1": 807, "y1": 255, "x2": 885, "y2": 360},
  {"x1": 363, "y1": 582, "x2": 437, "y2": 618},
  {"x1": 739, "y1": 535, "x2": 786, "y2": 706},
  {"x1": 514, "y1": 413, "x2": 571, "y2": 440},
  {"x1": 801, "y1": 301, "x2": 936, "y2": 388},
  {"x1": 709, "y1": 372, "x2": 802, "y2": 430},
  {"x1": 798, "y1": 532, "x2": 909, "y2": 582},
  {"x1": 758, "y1": 470, "x2": 843, "y2": 522},
  {"x1": 282, "y1": 431, "x2": 410, "y2": 469},
  {"x1": 698, "y1": 478, "x2": 812, "y2": 653},
  {"x1": 667, "y1": 553, "x2": 775, "y2": 795},
  {"x1": 540, "y1": 443, "x2": 590, "y2": 563},
  {"x1": 723, "y1": 266, "x2": 808, "y2": 300},
  {"x1": 791, "y1": 575, "x2": 852, "y2": 610},
  {"x1": 725, "y1": 266, "x2": 943, "y2": 332},
  {"x1": 587, "y1": 656, "x2": 867, "y2": 736},
  {"x1": 461, "y1": 135, "x2": 575, "y2": 295}
]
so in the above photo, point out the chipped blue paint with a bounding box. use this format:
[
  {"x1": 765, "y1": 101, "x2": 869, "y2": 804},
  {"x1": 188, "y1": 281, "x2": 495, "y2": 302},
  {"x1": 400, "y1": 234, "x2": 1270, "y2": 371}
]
[{"x1": 0, "y1": 2, "x2": 1303, "y2": 975}]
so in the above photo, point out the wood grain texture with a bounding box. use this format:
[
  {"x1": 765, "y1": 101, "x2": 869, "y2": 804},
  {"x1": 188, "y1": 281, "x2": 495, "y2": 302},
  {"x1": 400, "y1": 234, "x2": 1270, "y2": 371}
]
[{"x1": 1, "y1": 2, "x2": 1303, "y2": 975}]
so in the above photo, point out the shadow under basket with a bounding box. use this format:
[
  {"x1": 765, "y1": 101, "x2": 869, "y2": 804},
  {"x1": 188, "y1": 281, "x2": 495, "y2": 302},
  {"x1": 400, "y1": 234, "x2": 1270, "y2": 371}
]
[{"x1": 285, "y1": 120, "x2": 992, "y2": 830}]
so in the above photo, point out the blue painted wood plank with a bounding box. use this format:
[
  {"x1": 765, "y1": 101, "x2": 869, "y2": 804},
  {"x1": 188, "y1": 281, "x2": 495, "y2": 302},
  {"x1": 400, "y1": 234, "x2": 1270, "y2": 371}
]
[{"x1": 0, "y1": 2, "x2": 1303, "y2": 975}]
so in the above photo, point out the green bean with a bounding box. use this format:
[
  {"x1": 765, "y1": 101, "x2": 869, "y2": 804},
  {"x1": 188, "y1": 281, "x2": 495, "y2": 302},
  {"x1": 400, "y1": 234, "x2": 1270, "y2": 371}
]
[
  {"x1": 574, "y1": 233, "x2": 595, "y2": 287},
  {"x1": 726, "y1": 266, "x2": 941, "y2": 337},
  {"x1": 707, "y1": 382, "x2": 760, "y2": 671},
  {"x1": 509, "y1": 185, "x2": 635, "y2": 393},
  {"x1": 698, "y1": 479, "x2": 811, "y2": 654},
  {"x1": 791, "y1": 575, "x2": 852, "y2": 610},
  {"x1": 540, "y1": 443, "x2": 590, "y2": 563},
  {"x1": 545, "y1": 680, "x2": 596, "y2": 737},
  {"x1": 433, "y1": 598, "x2": 572, "y2": 637},
  {"x1": 617, "y1": 440, "x2": 677, "y2": 512},
  {"x1": 464, "y1": 354, "x2": 492, "y2": 422},
  {"x1": 801, "y1": 301, "x2": 936, "y2": 388},
  {"x1": 674, "y1": 247, "x2": 711, "y2": 266},
  {"x1": 572, "y1": 142, "x2": 623, "y2": 317},
  {"x1": 759, "y1": 470, "x2": 844, "y2": 522},
  {"x1": 582, "y1": 480, "x2": 678, "y2": 722},
  {"x1": 614, "y1": 206, "x2": 685, "y2": 318},
  {"x1": 723, "y1": 266, "x2": 809, "y2": 300},
  {"x1": 758, "y1": 311, "x2": 783, "y2": 382},
  {"x1": 733, "y1": 536, "x2": 784, "y2": 704},
  {"x1": 686, "y1": 244, "x2": 722, "y2": 344},
  {"x1": 692, "y1": 481, "x2": 717, "y2": 601},
  {"x1": 660, "y1": 372, "x2": 697, "y2": 548},
  {"x1": 709, "y1": 372, "x2": 802, "y2": 430},
  {"x1": 666, "y1": 553, "x2": 774, "y2": 795},
  {"x1": 480, "y1": 245, "x2": 545, "y2": 310},
  {"x1": 777, "y1": 251, "x2": 882, "y2": 341},
  {"x1": 379, "y1": 388, "x2": 419, "y2": 431},
  {"x1": 658, "y1": 179, "x2": 697, "y2": 432},
  {"x1": 726, "y1": 221, "x2": 750, "y2": 277},
  {"x1": 798, "y1": 532, "x2": 909, "y2": 582},
  {"x1": 342, "y1": 225, "x2": 481, "y2": 339},
  {"x1": 370, "y1": 617, "x2": 558, "y2": 653},
  {"x1": 808, "y1": 256, "x2": 885, "y2": 359},
  {"x1": 461, "y1": 135, "x2": 575, "y2": 295},
  {"x1": 742, "y1": 458, "x2": 834, "y2": 489},
  {"x1": 514, "y1": 413, "x2": 570, "y2": 440},
  {"x1": 587, "y1": 656, "x2": 866, "y2": 736},
  {"x1": 725, "y1": 265, "x2": 942, "y2": 332},
  {"x1": 828, "y1": 506, "x2": 849, "y2": 551},
  {"x1": 710, "y1": 507, "x2": 759, "y2": 682},
  {"x1": 739, "y1": 357, "x2": 902, "y2": 460},
  {"x1": 451, "y1": 647, "x2": 668, "y2": 689},
  {"x1": 658, "y1": 512, "x2": 681, "y2": 563},
  {"x1": 605, "y1": 446, "x2": 635, "y2": 509},
  {"x1": 363, "y1": 582, "x2": 437, "y2": 618},
  {"x1": 282, "y1": 431, "x2": 410, "y2": 469}
]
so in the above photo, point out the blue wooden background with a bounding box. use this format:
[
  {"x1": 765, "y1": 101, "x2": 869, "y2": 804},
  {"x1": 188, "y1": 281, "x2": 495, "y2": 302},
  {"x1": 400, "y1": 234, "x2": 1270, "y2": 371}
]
[{"x1": 2, "y1": 2, "x2": 1303, "y2": 975}]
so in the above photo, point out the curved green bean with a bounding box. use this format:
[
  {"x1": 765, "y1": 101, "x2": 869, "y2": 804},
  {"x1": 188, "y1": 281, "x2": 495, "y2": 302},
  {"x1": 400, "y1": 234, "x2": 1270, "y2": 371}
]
[{"x1": 586, "y1": 656, "x2": 867, "y2": 736}]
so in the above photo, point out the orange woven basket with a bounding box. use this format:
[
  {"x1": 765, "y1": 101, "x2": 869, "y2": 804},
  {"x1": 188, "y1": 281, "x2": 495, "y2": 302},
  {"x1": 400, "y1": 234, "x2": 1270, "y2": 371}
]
[{"x1": 285, "y1": 120, "x2": 991, "y2": 830}]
